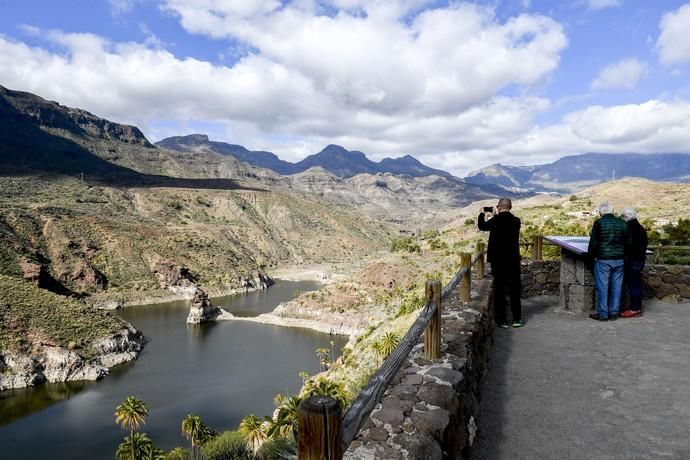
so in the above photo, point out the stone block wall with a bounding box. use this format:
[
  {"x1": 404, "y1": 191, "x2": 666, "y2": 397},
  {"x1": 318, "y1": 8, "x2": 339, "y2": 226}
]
[
  {"x1": 520, "y1": 260, "x2": 560, "y2": 297},
  {"x1": 344, "y1": 280, "x2": 494, "y2": 460},
  {"x1": 518, "y1": 260, "x2": 690, "y2": 303},
  {"x1": 643, "y1": 264, "x2": 690, "y2": 301}
]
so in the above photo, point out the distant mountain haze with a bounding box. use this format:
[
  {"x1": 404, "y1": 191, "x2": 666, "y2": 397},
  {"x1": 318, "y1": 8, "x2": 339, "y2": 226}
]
[
  {"x1": 465, "y1": 153, "x2": 690, "y2": 193},
  {"x1": 156, "y1": 134, "x2": 456, "y2": 179}
]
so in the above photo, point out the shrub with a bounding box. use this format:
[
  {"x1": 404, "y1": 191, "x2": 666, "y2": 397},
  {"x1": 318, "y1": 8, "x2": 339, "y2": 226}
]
[
  {"x1": 428, "y1": 238, "x2": 448, "y2": 251},
  {"x1": 390, "y1": 236, "x2": 420, "y2": 253},
  {"x1": 255, "y1": 436, "x2": 296, "y2": 460},
  {"x1": 165, "y1": 447, "x2": 191, "y2": 460},
  {"x1": 464, "y1": 218, "x2": 475, "y2": 226},
  {"x1": 202, "y1": 431, "x2": 253, "y2": 460}
]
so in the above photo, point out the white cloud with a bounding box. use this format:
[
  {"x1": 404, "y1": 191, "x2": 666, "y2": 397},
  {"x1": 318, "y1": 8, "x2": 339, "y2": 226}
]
[
  {"x1": 0, "y1": 4, "x2": 566, "y2": 174},
  {"x1": 590, "y1": 58, "x2": 647, "y2": 90},
  {"x1": 587, "y1": 0, "x2": 622, "y2": 11},
  {"x1": 109, "y1": 0, "x2": 143, "y2": 15},
  {"x1": 492, "y1": 100, "x2": 690, "y2": 166},
  {"x1": 657, "y1": 4, "x2": 690, "y2": 66},
  {"x1": 3, "y1": 4, "x2": 690, "y2": 176}
]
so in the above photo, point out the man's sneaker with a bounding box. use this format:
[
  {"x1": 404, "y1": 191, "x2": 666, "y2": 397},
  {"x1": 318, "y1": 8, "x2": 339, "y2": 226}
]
[
  {"x1": 621, "y1": 310, "x2": 642, "y2": 318},
  {"x1": 498, "y1": 323, "x2": 510, "y2": 329},
  {"x1": 589, "y1": 313, "x2": 608, "y2": 321},
  {"x1": 512, "y1": 320, "x2": 524, "y2": 328}
]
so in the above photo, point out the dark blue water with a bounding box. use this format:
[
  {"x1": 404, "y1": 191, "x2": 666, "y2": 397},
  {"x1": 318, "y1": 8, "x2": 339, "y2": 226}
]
[{"x1": 0, "y1": 280, "x2": 345, "y2": 459}]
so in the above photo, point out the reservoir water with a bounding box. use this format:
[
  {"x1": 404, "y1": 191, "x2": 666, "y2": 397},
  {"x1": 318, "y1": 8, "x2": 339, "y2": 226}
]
[{"x1": 0, "y1": 280, "x2": 345, "y2": 459}]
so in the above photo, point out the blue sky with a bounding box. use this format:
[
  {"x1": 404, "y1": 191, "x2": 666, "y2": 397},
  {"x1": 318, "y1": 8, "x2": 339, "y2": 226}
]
[{"x1": 1, "y1": 0, "x2": 690, "y2": 175}]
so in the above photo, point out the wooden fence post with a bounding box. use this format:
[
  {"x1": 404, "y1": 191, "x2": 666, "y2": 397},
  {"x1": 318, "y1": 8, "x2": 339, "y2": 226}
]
[
  {"x1": 532, "y1": 235, "x2": 543, "y2": 261},
  {"x1": 424, "y1": 280, "x2": 442, "y2": 361},
  {"x1": 460, "y1": 252, "x2": 472, "y2": 303},
  {"x1": 297, "y1": 395, "x2": 343, "y2": 460},
  {"x1": 476, "y1": 242, "x2": 485, "y2": 280}
]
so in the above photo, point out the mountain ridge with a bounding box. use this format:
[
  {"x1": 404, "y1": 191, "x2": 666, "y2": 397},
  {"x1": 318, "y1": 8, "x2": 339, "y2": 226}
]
[
  {"x1": 156, "y1": 134, "x2": 456, "y2": 180},
  {"x1": 465, "y1": 152, "x2": 690, "y2": 193}
]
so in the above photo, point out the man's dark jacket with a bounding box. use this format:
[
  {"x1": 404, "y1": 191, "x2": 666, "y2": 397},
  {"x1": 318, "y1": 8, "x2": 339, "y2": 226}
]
[
  {"x1": 626, "y1": 218, "x2": 648, "y2": 261},
  {"x1": 477, "y1": 211, "x2": 521, "y2": 269},
  {"x1": 587, "y1": 213, "x2": 629, "y2": 260}
]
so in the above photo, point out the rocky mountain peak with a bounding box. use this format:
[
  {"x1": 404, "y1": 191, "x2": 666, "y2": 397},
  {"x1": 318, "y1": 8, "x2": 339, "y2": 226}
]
[{"x1": 0, "y1": 85, "x2": 153, "y2": 148}]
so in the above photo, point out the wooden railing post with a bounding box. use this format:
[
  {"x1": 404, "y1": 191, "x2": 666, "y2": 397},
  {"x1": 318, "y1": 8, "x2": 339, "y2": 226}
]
[
  {"x1": 460, "y1": 253, "x2": 472, "y2": 303},
  {"x1": 532, "y1": 235, "x2": 543, "y2": 260},
  {"x1": 297, "y1": 395, "x2": 343, "y2": 460},
  {"x1": 424, "y1": 280, "x2": 441, "y2": 361},
  {"x1": 476, "y1": 242, "x2": 485, "y2": 280}
]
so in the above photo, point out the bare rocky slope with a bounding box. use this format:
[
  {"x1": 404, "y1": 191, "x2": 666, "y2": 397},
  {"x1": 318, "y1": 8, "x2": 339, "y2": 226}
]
[{"x1": 0, "y1": 275, "x2": 145, "y2": 390}]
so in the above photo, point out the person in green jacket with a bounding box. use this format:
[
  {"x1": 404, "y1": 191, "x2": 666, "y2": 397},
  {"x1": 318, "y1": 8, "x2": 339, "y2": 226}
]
[{"x1": 587, "y1": 201, "x2": 630, "y2": 321}]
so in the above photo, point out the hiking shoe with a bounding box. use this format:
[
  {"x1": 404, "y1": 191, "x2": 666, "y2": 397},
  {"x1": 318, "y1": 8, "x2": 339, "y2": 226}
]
[
  {"x1": 512, "y1": 320, "x2": 524, "y2": 328},
  {"x1": 621, "y1": 310, "x2": 642, "y2": 318},
  {"x1": 589, "y1": 313, "x2": 608, "y2": 321},
  {"x1": 608, "y1": 315, "x2": 618, "y2": 322},
  {"x1": 498, "y1": 323, "x2": 510, "y2": 329}
]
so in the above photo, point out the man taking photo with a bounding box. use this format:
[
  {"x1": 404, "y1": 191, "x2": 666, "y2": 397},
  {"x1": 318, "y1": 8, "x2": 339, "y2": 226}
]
[{"x1": 478, "y1": 198, "x2": 523, "y2": 329}]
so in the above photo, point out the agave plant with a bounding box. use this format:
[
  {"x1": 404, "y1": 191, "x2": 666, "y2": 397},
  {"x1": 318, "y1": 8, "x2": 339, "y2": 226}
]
[{"x1": 378, "y1": 332, "x2": 401, "y2": 357}]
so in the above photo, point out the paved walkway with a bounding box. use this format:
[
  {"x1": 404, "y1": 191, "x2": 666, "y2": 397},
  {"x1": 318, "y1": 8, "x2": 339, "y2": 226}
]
[{"x1": 471, "y1": 297, "x2": 690, "y2": 460}]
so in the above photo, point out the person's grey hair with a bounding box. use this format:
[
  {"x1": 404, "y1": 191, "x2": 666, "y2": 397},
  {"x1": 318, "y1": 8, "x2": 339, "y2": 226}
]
[
  {"x1": 498, "y1": 198, "x2": 512, "y2": 210},
  {"x1": 620, "y1": 207, "x2": 637, "y2": 221},
  {"x1": 598, "y1": 201, "x2": 614, "y2": 215}
]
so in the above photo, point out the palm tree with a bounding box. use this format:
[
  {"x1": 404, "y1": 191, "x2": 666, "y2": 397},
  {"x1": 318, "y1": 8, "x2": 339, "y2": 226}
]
[
  {"x1": 115, "y1": 432, "x2": 153, "y2": 460},
  {"x1": 239, "y1": 414, "x2": 266, "y2": 452},
  {"x1": 315, "y1": 347, "x2": 331, "y2": 371},
  {"x1": 267, "y1": 394, "x2": 303, "y2": 438},
  {"x1": 181, "y1": 414, "x2": 212, "y2": 460},
  {"x1": 304, "y1": 376, "x2": 348, "y2": 409},
  {"x1": 115, "y1": 396, "x2": 149, "y2": 460}
]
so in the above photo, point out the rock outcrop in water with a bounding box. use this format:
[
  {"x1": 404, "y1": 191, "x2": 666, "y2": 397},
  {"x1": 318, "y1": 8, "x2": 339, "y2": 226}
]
[
  {"x1": 0, "y1": 323, "x2": 146, "y2": 391},
  {"x1": 186, "y1": 288, "x2": 234, "y2": 324}
]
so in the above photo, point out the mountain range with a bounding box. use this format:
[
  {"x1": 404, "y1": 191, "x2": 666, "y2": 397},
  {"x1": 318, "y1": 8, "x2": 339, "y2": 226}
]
[
  {"x1": 156, "y1": 134, "x2": 455, "y2": 179},
  {"x1": 465, "y1": 153, "x2": 690, "y2": 193}
]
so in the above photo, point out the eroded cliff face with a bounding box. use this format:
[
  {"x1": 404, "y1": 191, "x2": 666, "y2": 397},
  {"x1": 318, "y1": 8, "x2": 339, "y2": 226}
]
[{"x1": 0, "y1": 324, "x2": 145, "y2": 391}]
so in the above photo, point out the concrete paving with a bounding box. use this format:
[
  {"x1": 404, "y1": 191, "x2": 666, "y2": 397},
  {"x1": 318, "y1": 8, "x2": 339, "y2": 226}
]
[{"x1": 471, "y1": 297, "x2": 690, "y2": 460}]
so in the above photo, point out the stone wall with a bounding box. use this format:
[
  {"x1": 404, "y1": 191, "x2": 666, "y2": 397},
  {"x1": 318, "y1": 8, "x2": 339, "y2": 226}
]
[
  {"x1": 643, "y1": 264, "x2": 690, "y2": 301},
  {"x1": 344, "y1": 280, "x2": 494, "y2": 460},
  {"x1": 518, "y1": 259, "x2": 690, "y2": 303},
  {"x1": 520, "y1": 260, "x2": 560, "y2": 298}
]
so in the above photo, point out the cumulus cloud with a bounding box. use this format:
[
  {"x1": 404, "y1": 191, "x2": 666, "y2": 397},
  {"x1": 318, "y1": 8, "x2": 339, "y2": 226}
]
[
  {"x1": 590, "y1": 58, "x2": 647, "y2": 90},
  {"x1": 0, "y1": 3, "x2": 566, "y2": 172},
  {"x1": 491, "y1": 100, "x2": 690, "y2": 166},
  {"x1": 3, "y1": 2, "x2": 690, "y2": 176},
  {"x1": 587, "y1": 0, "x2": 622, "y2": 11},
  {"x1": 657, "y1": 4, "x2": 690, "y2": 66}
]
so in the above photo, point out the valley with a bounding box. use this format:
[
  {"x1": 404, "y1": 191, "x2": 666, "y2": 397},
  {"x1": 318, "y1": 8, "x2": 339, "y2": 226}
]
[{"x1": 2, "y1": 83, "x2": 690, "y2": 459}]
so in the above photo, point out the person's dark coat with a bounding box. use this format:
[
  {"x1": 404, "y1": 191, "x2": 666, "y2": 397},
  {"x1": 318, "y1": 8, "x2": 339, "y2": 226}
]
[
  {"x1": 477, "y1": 211, "x2": 521, "y2": 270},
  {"x1": 626, "y1": 218, "x2": 648, "y2": 261},
  {"x1": 588, "y1": 214, "x2": 629, "y2": 260}
]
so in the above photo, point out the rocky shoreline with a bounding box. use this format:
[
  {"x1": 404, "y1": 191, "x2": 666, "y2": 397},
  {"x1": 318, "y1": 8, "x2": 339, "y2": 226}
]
[
  {"x1": 218, "y1": 311, "x2": 361, "y2": 336},
  {"x1": 0, "y1": 323, "x2": 146, "y2": 391},
  {"x1": 89, "y1": 270, "x2": 277, "y2": 310}
]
